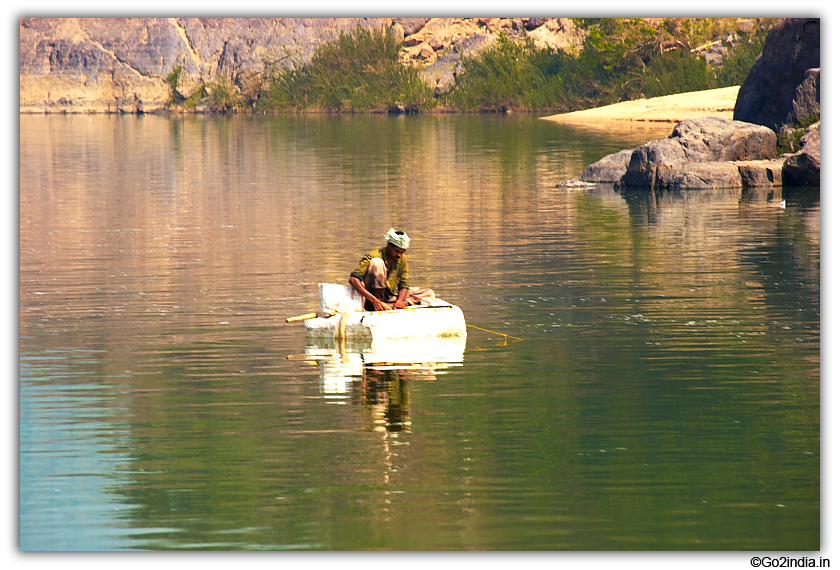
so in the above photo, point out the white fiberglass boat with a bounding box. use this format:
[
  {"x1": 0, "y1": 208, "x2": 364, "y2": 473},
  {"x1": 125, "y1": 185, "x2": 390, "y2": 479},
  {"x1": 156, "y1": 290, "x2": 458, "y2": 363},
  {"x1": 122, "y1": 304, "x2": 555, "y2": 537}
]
[{"x1": 301, "y1": 283, "x2": 467, "y2": 341}]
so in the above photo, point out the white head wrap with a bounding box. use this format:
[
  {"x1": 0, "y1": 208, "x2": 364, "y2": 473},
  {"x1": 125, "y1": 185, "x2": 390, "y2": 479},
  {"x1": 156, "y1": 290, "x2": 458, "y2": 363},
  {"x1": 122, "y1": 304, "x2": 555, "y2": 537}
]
[{"x1": 385, "y1": 228, "x2": 410, "y2": 250}]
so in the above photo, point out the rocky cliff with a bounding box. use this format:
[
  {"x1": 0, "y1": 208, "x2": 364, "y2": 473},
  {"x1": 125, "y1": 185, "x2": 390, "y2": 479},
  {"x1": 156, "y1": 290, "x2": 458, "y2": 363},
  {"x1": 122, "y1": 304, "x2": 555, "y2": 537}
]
[{"x1": 19, "y1": 17, "x2": 584, "y2": 114}]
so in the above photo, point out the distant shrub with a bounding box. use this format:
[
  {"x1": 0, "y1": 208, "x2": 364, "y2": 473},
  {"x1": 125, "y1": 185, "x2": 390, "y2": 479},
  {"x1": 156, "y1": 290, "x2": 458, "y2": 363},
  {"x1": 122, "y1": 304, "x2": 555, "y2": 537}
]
[
  {"x1": 208, "y1": 76, "x2": 241, "y2": 112},
  {"x1": 442, "y1": 33, "x2": 546, "y2": 111},
  {"x1": 258, "y1": 24, "x2": 433, "y2": 112},
  {"x1": 713, "y1": 26, "x2": 770, "y2": 87}
]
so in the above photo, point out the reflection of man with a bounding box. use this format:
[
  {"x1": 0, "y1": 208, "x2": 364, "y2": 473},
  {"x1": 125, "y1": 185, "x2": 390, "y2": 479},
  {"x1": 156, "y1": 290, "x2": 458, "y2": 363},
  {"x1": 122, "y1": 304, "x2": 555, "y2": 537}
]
[
  {"x1": 358, "y1": 368, "x2": 411, "y2": 433},
  {"x1": 349, "y1": 228, "x2": 434, "y2": 312}
]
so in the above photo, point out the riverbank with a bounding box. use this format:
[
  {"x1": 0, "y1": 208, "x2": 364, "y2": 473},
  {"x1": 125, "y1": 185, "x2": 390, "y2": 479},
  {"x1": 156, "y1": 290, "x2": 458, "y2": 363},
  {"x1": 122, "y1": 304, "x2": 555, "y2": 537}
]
[{"x1": 541, "y1": 85, "x2": 740, "y2": 126}]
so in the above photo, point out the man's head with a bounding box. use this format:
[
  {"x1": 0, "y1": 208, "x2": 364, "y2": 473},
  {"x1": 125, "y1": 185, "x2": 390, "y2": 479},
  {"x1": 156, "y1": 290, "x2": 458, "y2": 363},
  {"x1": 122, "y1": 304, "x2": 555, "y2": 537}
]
[{"x1": 384, "y1": 228, "x2": 410, "y2": 250}]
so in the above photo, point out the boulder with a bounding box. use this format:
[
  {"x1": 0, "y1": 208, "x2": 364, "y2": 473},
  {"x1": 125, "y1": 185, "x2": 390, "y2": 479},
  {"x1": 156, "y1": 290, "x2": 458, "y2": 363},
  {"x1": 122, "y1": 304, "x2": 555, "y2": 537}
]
[
  {"x1": 579, "y1": 149, "x2": 633, "y2": 183},
  {"x1": 782, "y1": 121, "x2": 820, "y2": 186},
  {"x1": 623, "y1": 138, "x2": 688, "y2": 189},
  {"x1": 670, "y1": 117, "x2": 777, "y2": 162},
  {"x1": 524, "y1": 18, "x2": 547, "y2": 31},
  {"x1": 393, "y1": 18, "x2": 429, "y2": 36},
  {"x1": 618, "y1": 118, "x2": 778, "y2": 190},
  {"x1": 733, "y1": 18, "x2": 820, "y2": 131}
]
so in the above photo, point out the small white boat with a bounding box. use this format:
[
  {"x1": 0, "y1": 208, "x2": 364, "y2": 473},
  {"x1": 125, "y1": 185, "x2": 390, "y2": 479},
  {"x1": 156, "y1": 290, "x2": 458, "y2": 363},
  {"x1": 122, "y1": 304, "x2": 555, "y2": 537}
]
[{"x1": 301, "y1": 283, "x2": 468, "y2": 341}]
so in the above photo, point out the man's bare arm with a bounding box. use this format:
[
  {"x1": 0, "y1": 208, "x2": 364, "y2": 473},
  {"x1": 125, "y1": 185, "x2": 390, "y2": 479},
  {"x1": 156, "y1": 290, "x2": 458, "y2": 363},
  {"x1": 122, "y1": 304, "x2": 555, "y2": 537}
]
[{"x1": 349, "y1": 276, "x2": 391, "y2": 311}]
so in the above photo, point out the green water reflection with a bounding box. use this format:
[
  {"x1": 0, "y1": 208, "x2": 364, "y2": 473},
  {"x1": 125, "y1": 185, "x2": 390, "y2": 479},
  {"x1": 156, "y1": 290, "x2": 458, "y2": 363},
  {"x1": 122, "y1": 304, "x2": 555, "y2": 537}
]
[{"x1": 20, "y1": 114, "x2": 819, "y2": 551}]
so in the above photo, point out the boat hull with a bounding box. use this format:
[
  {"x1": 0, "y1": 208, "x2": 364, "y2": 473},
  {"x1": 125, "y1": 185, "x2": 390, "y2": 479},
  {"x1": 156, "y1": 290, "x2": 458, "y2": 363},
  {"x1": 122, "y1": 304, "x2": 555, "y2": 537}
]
[{"x1": 304, "y1": 304, "x2": 467, "y2": 341}]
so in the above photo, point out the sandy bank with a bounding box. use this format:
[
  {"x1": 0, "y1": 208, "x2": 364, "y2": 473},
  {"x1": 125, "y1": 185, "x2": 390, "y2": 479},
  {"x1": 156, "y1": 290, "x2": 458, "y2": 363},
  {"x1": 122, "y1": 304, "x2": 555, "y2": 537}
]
[{"x1": 541, "y1": 86, "x2": 741, "y2": 126}]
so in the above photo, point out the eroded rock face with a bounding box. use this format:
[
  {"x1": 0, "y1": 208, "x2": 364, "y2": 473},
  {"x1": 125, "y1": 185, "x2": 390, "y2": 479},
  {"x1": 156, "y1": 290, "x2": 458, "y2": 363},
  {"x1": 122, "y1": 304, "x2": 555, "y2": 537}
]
[
  {"x1": 733, "y1": 18, "x2": 820, "y2": 131},
  {"x1": 20, "y1": 17, "x2": 395, "y2": 113},
  {"x1": 20, "y1": 17, "x2": 585, "y2": 113}
]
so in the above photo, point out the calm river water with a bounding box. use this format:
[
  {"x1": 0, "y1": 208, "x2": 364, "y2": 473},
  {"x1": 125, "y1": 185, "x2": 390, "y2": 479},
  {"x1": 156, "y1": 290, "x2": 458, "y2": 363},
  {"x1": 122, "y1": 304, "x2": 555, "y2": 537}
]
[{"x1": 20, "y1": 114, "x2": 819, "y2": 551}]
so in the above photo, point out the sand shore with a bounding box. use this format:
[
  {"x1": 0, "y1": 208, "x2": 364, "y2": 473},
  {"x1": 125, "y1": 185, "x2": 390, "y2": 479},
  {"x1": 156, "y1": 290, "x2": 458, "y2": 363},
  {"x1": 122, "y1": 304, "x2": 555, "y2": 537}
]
[{"x1": 541, "y1": 85, "x2": 741, "y2": 126}]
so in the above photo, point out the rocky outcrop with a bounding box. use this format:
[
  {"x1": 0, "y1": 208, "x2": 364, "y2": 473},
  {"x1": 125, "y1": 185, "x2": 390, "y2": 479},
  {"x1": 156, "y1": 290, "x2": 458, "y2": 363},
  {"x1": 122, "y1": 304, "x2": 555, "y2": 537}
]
[
  {"x1": 733, "y1": 18, "x2": 820, "y2": 131},
  {"x1": 20, "y1": 17, "x2": 585, "y2": 113},
  {"x1": 577, "y1": 117, "x2": 781, "y2": 190},
  {"x1": 572, "y1": 17, "x2": 821, "y2": 191},
  {"x1": 782, "y1": 121, "x2": 820, "y2": 186}
]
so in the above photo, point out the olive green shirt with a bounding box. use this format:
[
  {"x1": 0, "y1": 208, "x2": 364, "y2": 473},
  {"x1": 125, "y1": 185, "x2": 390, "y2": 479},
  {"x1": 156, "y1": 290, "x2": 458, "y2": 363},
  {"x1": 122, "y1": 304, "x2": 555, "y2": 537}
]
[{"x1": 350, "y1": 247, "x2": 410, "y2": 297}]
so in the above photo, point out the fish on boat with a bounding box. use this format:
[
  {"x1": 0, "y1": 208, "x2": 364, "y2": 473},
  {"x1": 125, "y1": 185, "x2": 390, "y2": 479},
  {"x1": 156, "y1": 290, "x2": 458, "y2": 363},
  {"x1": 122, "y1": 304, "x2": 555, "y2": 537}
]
[{"x1": 296, "y1": 283, "x2": 467, "y2": 341}]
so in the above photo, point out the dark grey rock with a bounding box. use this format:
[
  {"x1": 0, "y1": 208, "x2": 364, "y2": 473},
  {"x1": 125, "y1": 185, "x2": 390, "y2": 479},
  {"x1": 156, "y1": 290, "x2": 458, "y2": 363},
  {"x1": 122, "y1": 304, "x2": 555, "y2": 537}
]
[
  {"x1": 525, "y1": 18, "x2": 547, "y2": 31},
  {"x1": 393, "y1": 18, "x2": 429, "y2": 36},
  {"x1": 782, "y1": 121, "x2": 820, "y2": 186},
  {"x1": 786, "y1": 67, "x2": 820, "y2": 127},
  {"x1": 733, "y1": 18, "x2": 820, "y2": 131}
]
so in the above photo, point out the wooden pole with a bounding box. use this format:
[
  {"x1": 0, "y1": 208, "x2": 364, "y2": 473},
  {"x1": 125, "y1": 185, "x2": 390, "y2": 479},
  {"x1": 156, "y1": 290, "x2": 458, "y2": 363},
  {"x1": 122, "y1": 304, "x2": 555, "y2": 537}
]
[{"x1": 286, "y1": 312, "x2": 317, "y2": 322}]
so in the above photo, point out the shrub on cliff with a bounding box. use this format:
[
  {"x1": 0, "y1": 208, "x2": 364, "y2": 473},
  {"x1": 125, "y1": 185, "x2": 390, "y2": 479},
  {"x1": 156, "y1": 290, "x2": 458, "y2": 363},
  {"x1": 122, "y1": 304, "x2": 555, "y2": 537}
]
[
  {"x1": 445, "y1": 18, "x2": 774, "y2": 113},
  {"x1": 258, "y1": 24, "x2": 433, "y2": 112},
  {"x1": 442, "y1": 33, "x2": 547, "y2": 111}
]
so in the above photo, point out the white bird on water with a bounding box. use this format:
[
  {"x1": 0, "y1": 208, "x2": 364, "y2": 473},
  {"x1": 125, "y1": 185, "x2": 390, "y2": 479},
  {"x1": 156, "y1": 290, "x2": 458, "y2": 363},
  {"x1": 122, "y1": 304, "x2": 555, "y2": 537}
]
[{"x1": 779, "y1": 200, "x2": 786, "y2": 209}]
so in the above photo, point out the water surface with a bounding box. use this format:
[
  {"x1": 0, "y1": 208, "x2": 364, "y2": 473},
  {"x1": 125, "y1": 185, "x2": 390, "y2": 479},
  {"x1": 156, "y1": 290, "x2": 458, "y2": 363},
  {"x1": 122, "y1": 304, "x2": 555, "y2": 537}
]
[{"x1": 20, "y1": 114, "x2": 820, "y2": 550}]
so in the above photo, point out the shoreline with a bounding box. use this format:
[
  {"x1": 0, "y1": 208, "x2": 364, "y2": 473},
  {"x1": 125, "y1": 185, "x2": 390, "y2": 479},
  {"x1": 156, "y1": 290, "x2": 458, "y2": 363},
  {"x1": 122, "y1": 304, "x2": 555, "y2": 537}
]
[
  {"x1": 19, "y1": 86, "x2": 743, "y2": 119},
  {"x1": 540, "y1": 85, "x2": 741, "y2": 125}
]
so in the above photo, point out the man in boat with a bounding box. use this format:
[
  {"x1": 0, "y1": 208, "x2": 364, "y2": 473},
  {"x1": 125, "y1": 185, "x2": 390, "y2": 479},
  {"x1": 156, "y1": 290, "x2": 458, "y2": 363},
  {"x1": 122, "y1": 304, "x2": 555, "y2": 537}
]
[{"x1": 349, "y1": 228, "x2": 435, "y2": 311}]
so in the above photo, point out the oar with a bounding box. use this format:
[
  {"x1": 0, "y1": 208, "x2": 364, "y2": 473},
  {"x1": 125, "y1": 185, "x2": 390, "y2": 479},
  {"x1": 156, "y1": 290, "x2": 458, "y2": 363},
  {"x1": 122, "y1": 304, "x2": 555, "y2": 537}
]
[{"x1": 286, "y1": 312, "x2": 317, "y2": 322}]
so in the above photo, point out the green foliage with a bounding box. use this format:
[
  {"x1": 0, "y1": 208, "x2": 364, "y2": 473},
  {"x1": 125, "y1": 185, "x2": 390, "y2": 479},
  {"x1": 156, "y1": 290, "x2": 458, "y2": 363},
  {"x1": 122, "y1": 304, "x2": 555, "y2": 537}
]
[
  {"x1": 714, "y1": 26, "x2": 769, "y2": 87},
  {"x1": 165, "y1": 65, "x2": 183, "y2": 105},
  {"x1": 258, "y1": 24, "x2": 433, "y2": 112},
  {"x1": 445, "y1": 18, "x2": 773, "y2": 112},
  {"x1": 442, "y1": 33, "x2": 546, "y2": 111},
  {"x1": 777, "y1": 114, "x2": 820, "y2": 155},
  {"x1": 207, "y1": 76, "x2": 241, "y2": 112},
  {"x1": 639, "y1": 50, "x2": 715, "y2": 97}
]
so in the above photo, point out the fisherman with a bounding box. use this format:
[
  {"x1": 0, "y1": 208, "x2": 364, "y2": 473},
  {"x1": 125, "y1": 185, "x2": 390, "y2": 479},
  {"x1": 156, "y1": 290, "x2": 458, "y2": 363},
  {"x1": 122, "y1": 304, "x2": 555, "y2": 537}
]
[{"x1": 349, "y1": 228, "x2": 435, "y2": 311}]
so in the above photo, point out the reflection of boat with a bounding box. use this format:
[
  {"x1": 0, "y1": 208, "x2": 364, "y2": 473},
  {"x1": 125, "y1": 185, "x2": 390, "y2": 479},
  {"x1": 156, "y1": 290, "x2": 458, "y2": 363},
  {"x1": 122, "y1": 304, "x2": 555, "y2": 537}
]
[
  {"x1": 302, "y1": 284, "x2": 467, "y2": 341},
  {"x1": 304, "y1": 333, "x2": 467, "y2": 401}
]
